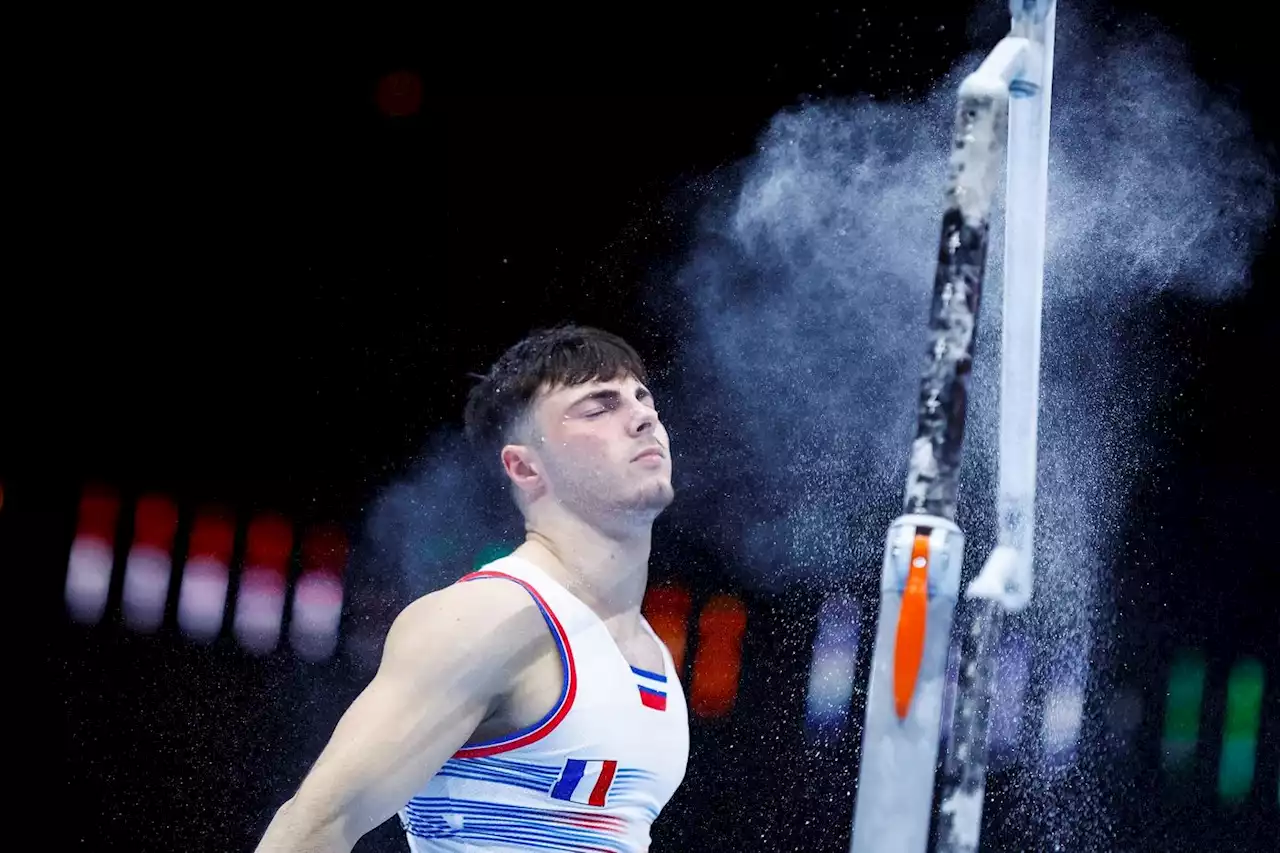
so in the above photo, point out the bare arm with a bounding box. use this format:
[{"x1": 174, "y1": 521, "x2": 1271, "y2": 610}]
[{"x1": 253, "y1": 579, "x2": 547, "y2": 852}]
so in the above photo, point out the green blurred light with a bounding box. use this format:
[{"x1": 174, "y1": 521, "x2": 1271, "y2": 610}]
[
  {"x1": 1161, "y1": 648, "x2": 1205, "y2": 772},
  {"x1": 1217, "y1": 657, "x2": 1264, "y2": 804},
  {"x1": 472, "y1": 542, "x2": 513, "y2": 570}
]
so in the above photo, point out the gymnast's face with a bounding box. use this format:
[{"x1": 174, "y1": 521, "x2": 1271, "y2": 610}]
[{"x1": 505, "y1": 373, "x2": 674, "y2": 522}]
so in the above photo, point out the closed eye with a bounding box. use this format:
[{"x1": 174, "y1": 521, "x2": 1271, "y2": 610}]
[{"x1": 567, "y1": 386, "x2": 657, "y2": 418}]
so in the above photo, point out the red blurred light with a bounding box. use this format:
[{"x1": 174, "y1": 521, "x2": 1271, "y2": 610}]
[
  {"x1": 133, "y1": 494, "x2": 179, "y2": 550},
  {"x1": 642, "y1": 584, "x2": 693, "y2": 675},
  {"x1": 188, "y1": 508, "x2": 235, "y2": 562},
  {"x1": 689, "y1": 594, "x2": 748, "y2": 718},
  {"x1": 375, "y1": 70, "x2": 422, "y2": 118},
  {"x1": 300, "y1": 524, "x2": 349, "y2": 577},
  {"x1": 291, "y1": 527, "x2": 348, "y2": 663},
  {"x1": 76, "y1": 483, "x2": 120, "y2": 542},
  {"x1": 245, "y1": 513, "x2": 293, "y2": 572},
  {"x1": 178, "y1": 508, "x2": 235, "y2": 642},
  {"x1": 67, "y1": 483, "x2": 121, "y2": 624}
]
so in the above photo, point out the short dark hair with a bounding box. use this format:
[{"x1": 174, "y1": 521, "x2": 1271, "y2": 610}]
[{"x1": 463, "y1": 324, "x2": 650, "y2": 456}]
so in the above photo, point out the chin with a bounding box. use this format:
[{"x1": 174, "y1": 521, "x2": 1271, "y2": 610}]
[
  {"x1": 614, "y1": 481, "x2": 673, "y2": 516},
  {"x1": 641, "y1": 482, "x2": 676, "y2": 512}
]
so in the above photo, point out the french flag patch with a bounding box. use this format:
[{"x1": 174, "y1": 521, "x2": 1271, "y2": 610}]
[
  {"x1": 632, "y1": 665, "x2": 667, "y2": 711},
  {"x1": 550, "y1": 758, "x2": 618, "y2": 806}
]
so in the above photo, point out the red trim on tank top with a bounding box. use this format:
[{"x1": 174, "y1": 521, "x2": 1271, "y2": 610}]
[{"x1": 450, "y1": 569, "x2": 578, "y2": 757}]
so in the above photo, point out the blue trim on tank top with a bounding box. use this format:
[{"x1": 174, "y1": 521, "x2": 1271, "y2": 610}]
[
  {"x1": 457, "y1": 574, "x2": 571, "y2": 748},
  {"x1": 630, "y1": 664, "x2": 666, "y2": 682}
]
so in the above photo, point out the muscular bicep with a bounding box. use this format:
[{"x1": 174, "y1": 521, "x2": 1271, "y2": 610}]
[{"x1": 283, "y1": 582, "x2": 545, "y2": 844}]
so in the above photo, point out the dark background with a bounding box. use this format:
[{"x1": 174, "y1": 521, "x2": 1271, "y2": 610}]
[{"x1": 17, "y1": 1, "x2": 1277, "y2": 850}]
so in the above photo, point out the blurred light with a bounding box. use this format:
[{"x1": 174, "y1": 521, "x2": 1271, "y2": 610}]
[
  {"x1": 289, "y1": 524, "x2": 350, "y2": 663},
  {"x1": 233, "y1": 512, "x2": 294, "y2": 655},
  {"x1": 642, "y1": 584, "x2": 693, "y2": 676},
  {"x1": 375, "y1": 70, "x2": 422, "y2": 118},
  {"x1": 804, "y1": 592, "x2": 859, "y2": 738},
  {"x1": 689, "y1": 594, "x2": 747, "y2": 718},
  {"x1": 1039, "y1": 680, "x2": 1085, "y2": 767},
  {"x1": 65, "y1": 484, "x2": 121, "y2": 624},
  {"x1": 990, "y1": 634, "x2": 1031, "y2": 767},
  {"x1": 121, "y1": 493, "x2": 180, "y2": 632},
  {"x1": 1218, "y1": 657, "x2": 1264, "y2": 804},
  {"x1": 1161, "y1": 648, "x2": 1205, "y2": 774},
  {"x1": 177, "y1": 507, "x2": 236, "y2": 642},
  {"x1": 472, "y1": 542, "x2": 513, "y2": 570}
]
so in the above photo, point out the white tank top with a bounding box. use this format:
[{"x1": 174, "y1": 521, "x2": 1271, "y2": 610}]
[{"x1": 397, "y1": 555, "x2": 690, "y2": 852}]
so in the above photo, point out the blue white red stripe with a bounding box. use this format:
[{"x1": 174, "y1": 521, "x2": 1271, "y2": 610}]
[
  {"x1": 435, "y1": 755, "x2": 562, "y2": 793},
  {"x1": 452, "y1": 571, "x2": 578, "y2": 757},
  {"x1": 401, "y1": 796, "x2": 629, "y2": 851}
]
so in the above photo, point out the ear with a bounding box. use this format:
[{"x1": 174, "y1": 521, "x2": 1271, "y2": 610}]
[{"x1": 500, "y1": 443, "x2": 544, "y2": 498}]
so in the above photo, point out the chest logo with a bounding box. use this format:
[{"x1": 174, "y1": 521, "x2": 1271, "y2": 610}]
[
  {"x1": 549, "y1": 758, "x2": 618, "y2": 807},
  {"x1": 638, "y1": 685, "x2": 667, "y2": 710},
  {"x1": 631, "y1": 665, "x2": 668, "y2": 711}
]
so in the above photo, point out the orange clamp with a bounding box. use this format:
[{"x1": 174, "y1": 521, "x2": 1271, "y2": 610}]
[{"x1": 893, "y1": 532, "x2": 931, "y2": 719}]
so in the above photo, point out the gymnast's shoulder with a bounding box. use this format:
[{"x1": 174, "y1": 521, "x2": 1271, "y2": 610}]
[{"x1": 377, "y1": 573, "x2": 549, "y2": 672}]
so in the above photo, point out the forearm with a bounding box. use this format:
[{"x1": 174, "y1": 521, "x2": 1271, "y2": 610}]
[{"x1": 254, "y1": 797, "x2": 355, "y2": 853}]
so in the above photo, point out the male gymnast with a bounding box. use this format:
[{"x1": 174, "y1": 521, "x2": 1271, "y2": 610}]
[{"x1": 254, "y1": 324, "x2": 689, "y2": 852}]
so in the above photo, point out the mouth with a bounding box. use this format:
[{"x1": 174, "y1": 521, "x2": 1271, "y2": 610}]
[{"x1": 632, "y1": 447, "x2": 666, "y2": 462}]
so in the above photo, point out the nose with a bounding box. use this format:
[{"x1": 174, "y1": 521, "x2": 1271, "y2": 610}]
[{"x1": 629, "y1": 402, "x2": 658, "y2": 437}]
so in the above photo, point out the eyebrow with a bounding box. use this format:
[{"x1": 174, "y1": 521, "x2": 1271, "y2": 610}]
[
  {"x1": 567, "y1": 389, "x2": 621, "y2": 409},
  {"x1": 565, "y1": 386, "x2": 652, "y2": 409}
]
